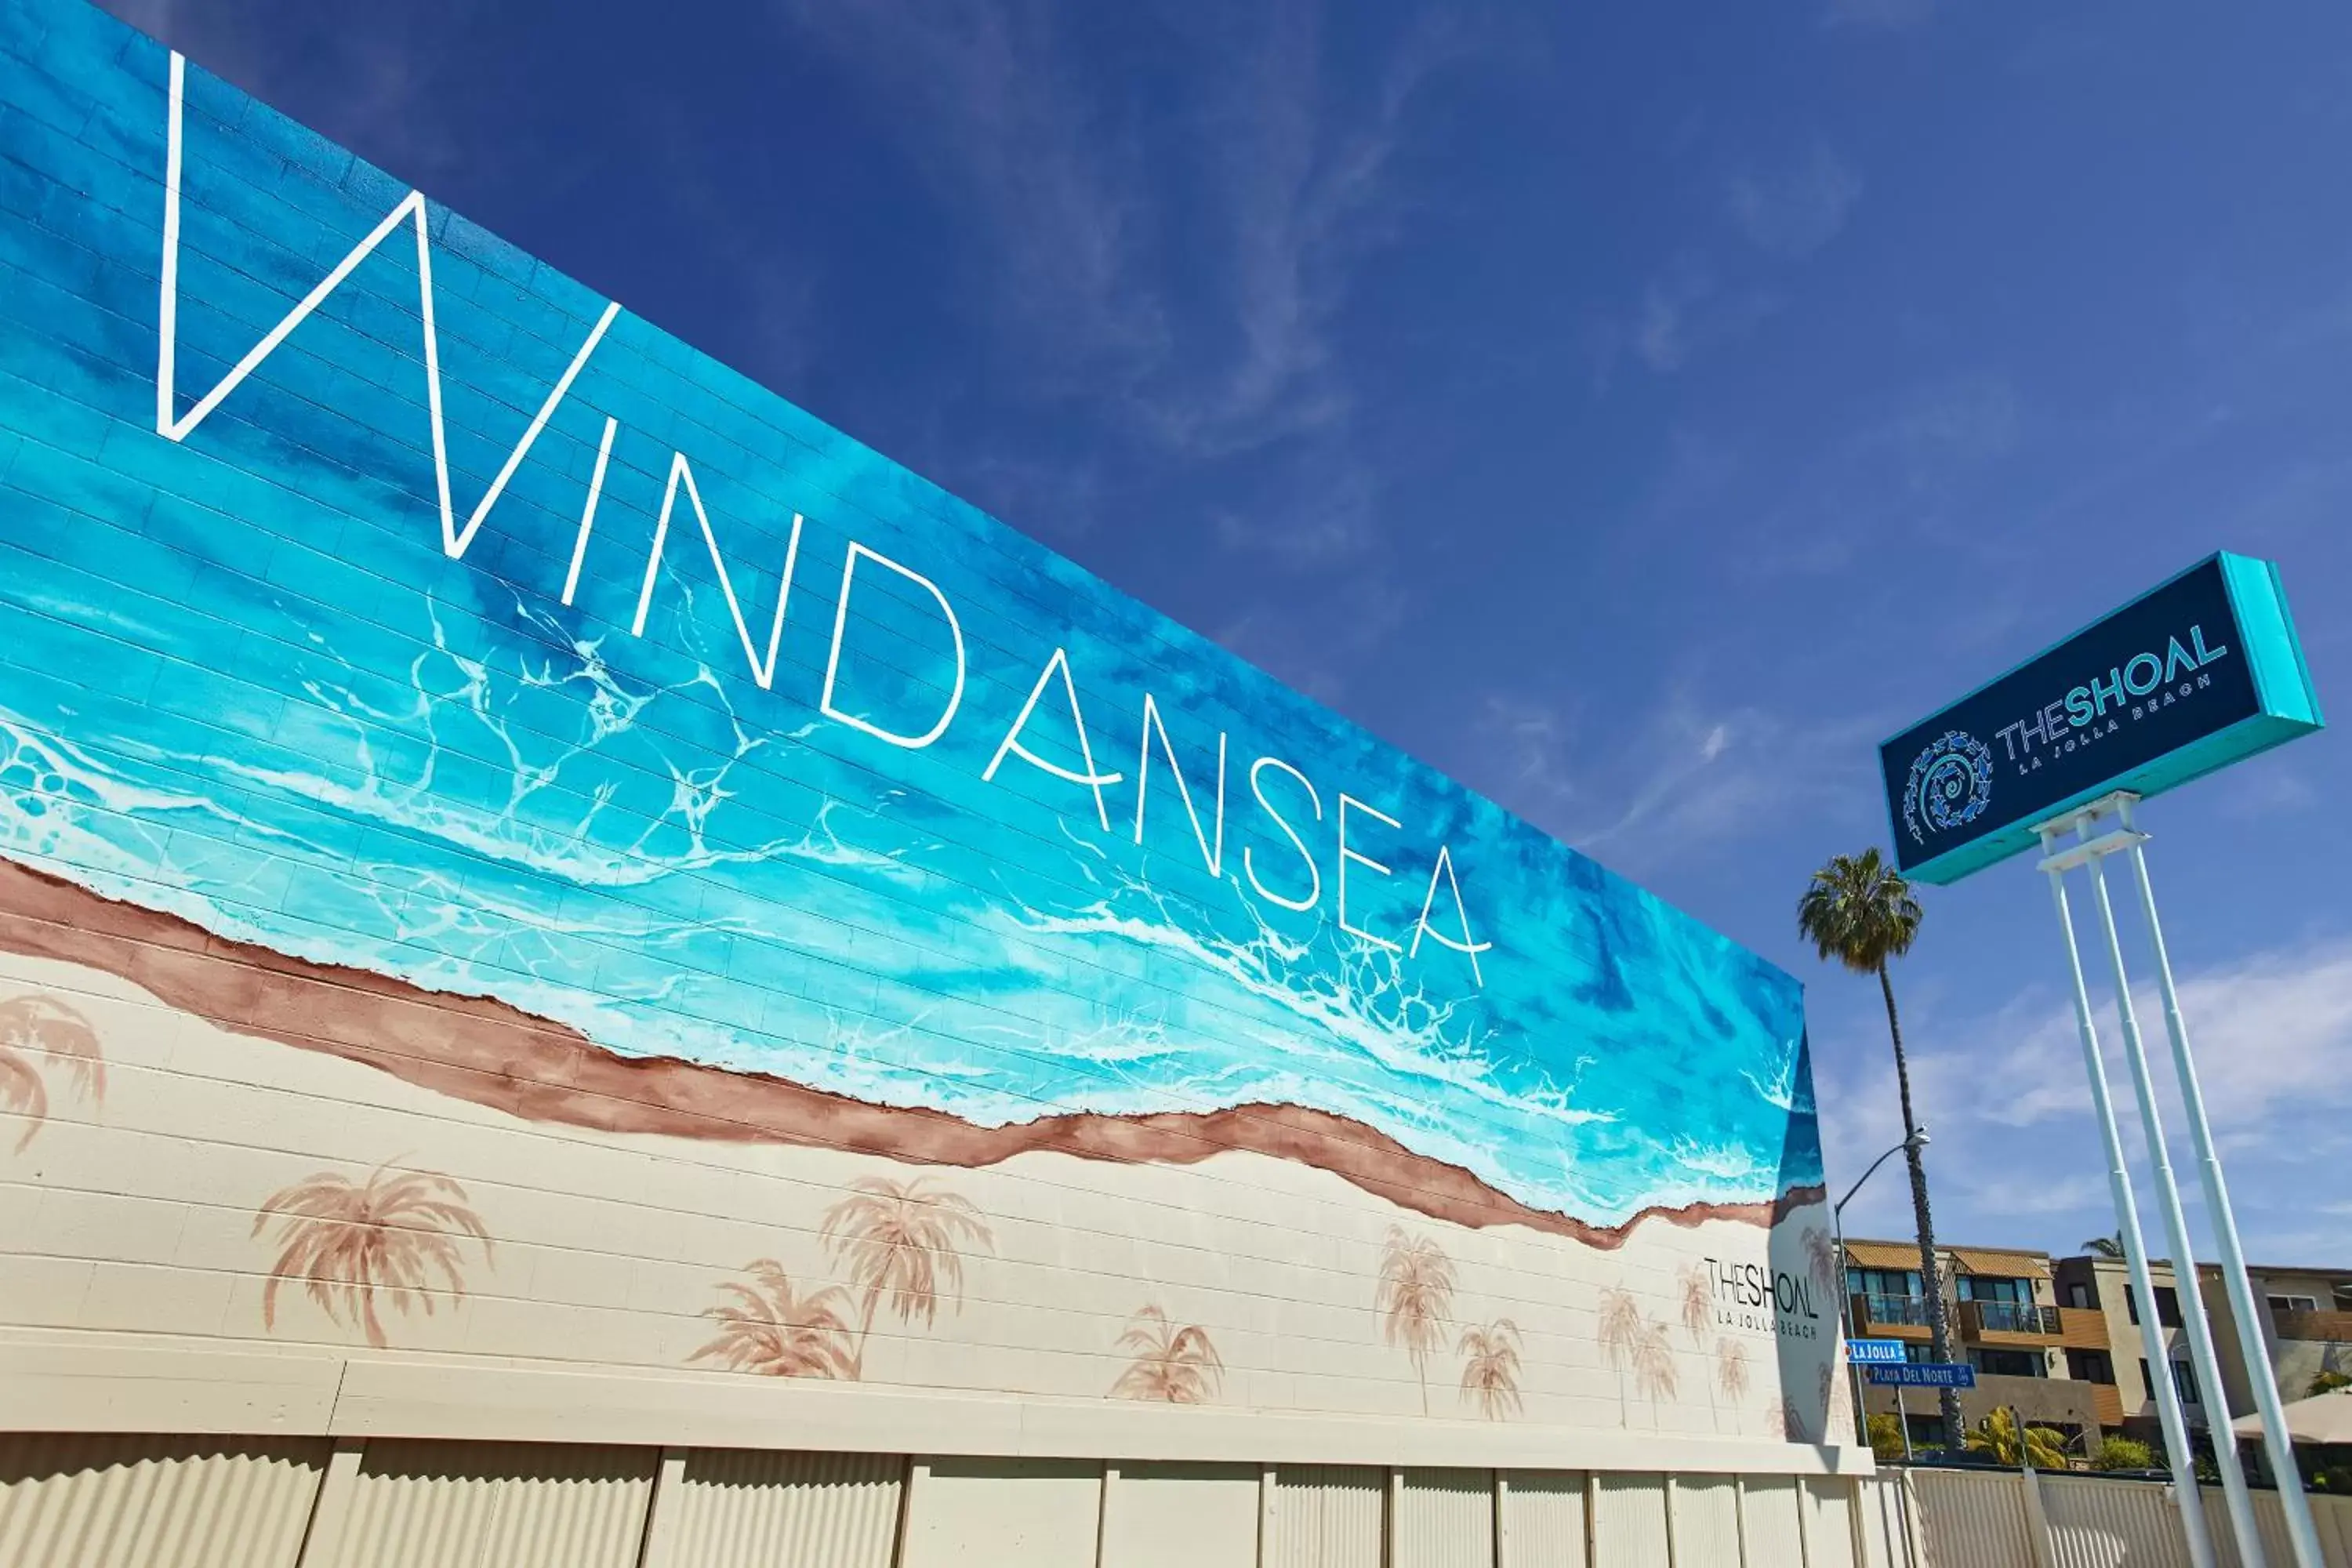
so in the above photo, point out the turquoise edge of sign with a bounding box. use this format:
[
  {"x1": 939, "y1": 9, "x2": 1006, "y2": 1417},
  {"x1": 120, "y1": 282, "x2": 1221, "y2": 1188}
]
[{"x1": 1895, "y1": 551, "x2": 2325, "y2": 887}]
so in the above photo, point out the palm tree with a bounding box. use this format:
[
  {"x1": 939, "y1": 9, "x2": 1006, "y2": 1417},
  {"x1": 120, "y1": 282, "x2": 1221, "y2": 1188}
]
[
  {"x1": 1109, "y1": 1305, "x2": 1224, "y2": 1403},
  {"x1": 691, "y1": 1260, "x2": 858, "y2": 1379},
  {"x1": 1630, "y1": 1314, "x2": 1678, "y2": 1426},
  {"x1": 1597, "y1": 1285, "x2": 1643, "y2": 1427},
  {"x1": 1677, "y1": 1264, "x2": 1710, "y2": 1345},
  {"x1": 1798, "y1": 847, "x2": 1962, "y2": 1450},
  {"x1": 1457, "y1": 1319, "x2": 1523, "y2": 1420},
  {"x1": 1376, "y1": 1226, "x2": 1457, "y2": 1415},
  {"x1": 819, "y1": 1176, "x2": 993, "y2": 1375},
  {"x1": 2082, "y1": 1232, "x2": 2125, "y2": 1259},
  {"x1": 252, "y1": 1163, "x2": 492, "y2": 1348},
  {"x1": 1965, "y1": 1408, "x2": 2067, "y2": 1468},
  {"x1": 1714, "y1": 1336, "x2": 1750, "y2": 1433},
  {"x1": 0, "y1": 993, "x2": 105, "y2": 1151}
]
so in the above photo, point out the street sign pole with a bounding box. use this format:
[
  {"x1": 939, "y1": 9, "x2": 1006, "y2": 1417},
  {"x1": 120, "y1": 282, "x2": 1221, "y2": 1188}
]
[
  {"x1": 2037, "y1": 811, "x2": 2216, "y2": 1568},
  {"x1": 2075, "y1": 816, "x2": 2262, "y2": 1563},
  {"x1": 2122, "y1": 800, "x2": 2325, "y2": 1568}
]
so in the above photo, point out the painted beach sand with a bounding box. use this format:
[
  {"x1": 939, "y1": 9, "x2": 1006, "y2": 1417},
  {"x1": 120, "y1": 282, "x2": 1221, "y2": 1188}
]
[{"x1": 0, "y1": 886, "x2": 1842, "y2": 1437}]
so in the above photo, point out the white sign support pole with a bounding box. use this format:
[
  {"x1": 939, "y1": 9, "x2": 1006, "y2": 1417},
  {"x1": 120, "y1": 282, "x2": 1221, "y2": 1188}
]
[
  {"x1": 2082, "y1": 847, "x2": 2264, "y2": 1566},
  {"x1": 2038, "y1": 819, "x2": 2216, "y2": 1568},
  {"x1": 2121, "y1": 799, "x2": 2326, "y2": 1568}
]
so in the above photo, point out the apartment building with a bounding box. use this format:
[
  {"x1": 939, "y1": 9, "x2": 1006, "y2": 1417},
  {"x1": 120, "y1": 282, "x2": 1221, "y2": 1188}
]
[
  {"x1": 1843, "y1": 1239, "x2": 2104, "y2": 1451},
  {"x1": 1847, "y1": 1236, "x2": 2352, "y2": 1458}
]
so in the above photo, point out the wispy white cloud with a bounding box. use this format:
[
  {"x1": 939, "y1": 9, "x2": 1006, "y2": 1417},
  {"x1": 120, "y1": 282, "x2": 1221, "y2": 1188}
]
[
  {"x1": 1727, "y1": 144, "x2": 1863, "y2": 259},
  {"x1": 1602, "y1": 258, "x2": 1781, "y2": 381},
  {"x1": 1817, "y1": 931, "x2": 2352, "y2": 1256},
  {"x1": 1466, "y1": 688, "x2": 1887, "y2": 876}
]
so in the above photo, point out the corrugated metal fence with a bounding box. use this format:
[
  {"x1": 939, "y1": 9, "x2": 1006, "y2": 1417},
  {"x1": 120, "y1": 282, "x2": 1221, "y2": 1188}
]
[{"x1": 5, "y1": 1434, "x2": 2352, "y2": 1566}]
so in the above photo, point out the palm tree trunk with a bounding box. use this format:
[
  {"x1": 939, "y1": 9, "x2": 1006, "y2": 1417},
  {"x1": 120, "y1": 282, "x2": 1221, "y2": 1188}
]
[
  {"x1": 1879, "y1": 964, "x2": 1965, "y2": 1450},
  {"x1": 855, "y1": 1291, "x2": 878, "y2": 1381}
]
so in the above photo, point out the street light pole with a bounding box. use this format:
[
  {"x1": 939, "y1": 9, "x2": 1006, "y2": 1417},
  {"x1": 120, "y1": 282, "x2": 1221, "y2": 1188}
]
[{"x1": 1835, "y1": 1130, "x2": 1931, "y2": 1449}]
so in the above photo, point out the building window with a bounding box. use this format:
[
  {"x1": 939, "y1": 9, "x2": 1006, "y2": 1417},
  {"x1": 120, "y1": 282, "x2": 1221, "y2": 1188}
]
[
  {"x1": 2140, "y1": 1359, "x2": 2201, "y2": 1406},
  {"x1": 1958, "y1": 1275, "x2": 2031, "y2": 1305},
  {"x1": 2127, "y1": 1285, "x2": 2183, "y2": 1327},
  {"x1": 1972, "y1": 1348, "x2": 2045, "y2": 1379},
  {"x1": 2067, "y1": 1282, "x2": 2095, "y2": 1309},
  {"x1": 1847, "y1": 1266, "x2": 1924, "y2": 1298},
  {"x1": 2267, "y1": 1294, "x2": 2318, "y2": 1314},
  {"x1": 2067, "y1": 1349, "x2": 2114, "y2": 1384}
]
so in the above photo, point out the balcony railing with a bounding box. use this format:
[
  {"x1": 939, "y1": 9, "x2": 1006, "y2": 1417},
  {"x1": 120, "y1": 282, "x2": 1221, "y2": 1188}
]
[
  {"x1": 2272, "y1": 1308, "x2": 2352, "y2": 1344},
  {"x1": 1963, "y1": 1300, "x2": 2061, "y2": 1337},
  {"x1": 1854, "y1": 1292, "x2": 1934, "y2": 1328}
]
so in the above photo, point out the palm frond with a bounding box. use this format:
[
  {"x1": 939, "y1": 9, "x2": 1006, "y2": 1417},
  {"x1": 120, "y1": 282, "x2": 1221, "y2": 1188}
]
[
  {"x1": 0, "y1": 1048, "x2": 47, "y2": 1152},
  {"x1": 0, "y1": 995, "x2": 105, "y2": 1105},
  {"x1": 251, "y1": 1163, "x2": 492, "y2": 1348},
  {"x1": 1795, "y1": 848, "x2": 1922, "y2": 973}
]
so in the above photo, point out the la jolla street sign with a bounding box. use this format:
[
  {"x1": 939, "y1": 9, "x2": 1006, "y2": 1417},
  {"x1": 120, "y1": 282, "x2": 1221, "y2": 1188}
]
[
  {"x1": 1846, "y1": 1339, "x2": 1909, "y2": 1366},
  {"x1": 1879, "y1": 554, "x2": 2321, "y2": 885}
]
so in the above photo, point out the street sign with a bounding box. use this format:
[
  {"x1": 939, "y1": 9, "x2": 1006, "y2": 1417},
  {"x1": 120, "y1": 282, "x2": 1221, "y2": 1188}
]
[
  {"x1": 1866, "y1": 1363, "x2": 1976, "y2": 1389},
  {"x1": 1846, "y1": 1339, "x2": 1909, "y2": 1366},
  {"x1": 1878, "y1": 553, "x2": 2321, "y2": 885}
]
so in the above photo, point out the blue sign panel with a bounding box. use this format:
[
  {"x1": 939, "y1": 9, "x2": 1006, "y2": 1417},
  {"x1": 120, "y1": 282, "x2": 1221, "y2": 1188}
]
[
  {"x1": 1867, "y1": 1363, "x2": 1977, "y2": 1389},
  {"x1": 1881, "y1": 554, "x2": 2322, "y2": 884},
  {"x1": 1846, "y1": 1338, "x2": 1910, "y2": 1366}
]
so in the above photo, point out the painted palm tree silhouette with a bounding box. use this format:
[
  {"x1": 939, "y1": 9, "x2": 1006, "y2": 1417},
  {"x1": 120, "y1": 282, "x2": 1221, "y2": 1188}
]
[
  {"x1": 1109, "y1": 1305, "x2": 1224, "y2": 1403},
  {"x1": 0, "y1": 993, "x2": 105, "y2": 1151},
  {"x1": 691, "y1": 1259, "x2": 858, "y2": 1380},
  {"x1": 1802, "y1": 1226, "x2": 1839, "y2": 1299},
  {"x1": 1597, "y1": 1285, "x2": 1643, "y2": 1427},
  {"x1": 1714, "y1": 1336, "x2": 1751, "y2": 1433},
  {"x1": 819, "y1": 1175, "x2": 993, "y2": 1374},
  {"x1": 1677, "y1": 1264, "x2": 1711, "y2": 1345},
  {"x1": 1376, "y1": 1225, "x2": 1457, "y2": 1415},
  {"x1": 1630, "y1": 1313, "x2": 1679, "y2": 1425},
  {"x1": 1778, "y1": 1396, "x2": 1809, "y2": 1443},
  {"x1": 252, "y1": 1163, "x2": 492, "y2": 1348},
  {"x1": 1457, "y1": 1318, "x2": 1523, "y2": 1421}
]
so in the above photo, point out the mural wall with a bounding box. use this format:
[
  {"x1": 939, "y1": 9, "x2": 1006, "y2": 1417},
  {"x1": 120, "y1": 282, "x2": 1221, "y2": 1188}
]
[{"x1": 0, "y1": 0, "x2": 1838, "y2": 1447}]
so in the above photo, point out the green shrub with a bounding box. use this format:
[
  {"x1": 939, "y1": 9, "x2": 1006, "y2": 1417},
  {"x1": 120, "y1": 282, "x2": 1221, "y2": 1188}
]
[
  {"x1": 2310, "y1": 1370, "x2": 2351, "y2": 1397},
  {"x1": 2092, "y1": 1437, "x2": 2156, "y2": 1472},
  {"x1": 1867, "y1": 1413, "x2": 1907, "y2": 1462}
]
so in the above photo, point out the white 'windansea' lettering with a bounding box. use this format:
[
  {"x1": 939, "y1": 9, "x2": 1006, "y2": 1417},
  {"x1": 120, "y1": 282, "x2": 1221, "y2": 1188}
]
[{"x1": 147, "y1": 53, "x2": 1490, "y2": 986}]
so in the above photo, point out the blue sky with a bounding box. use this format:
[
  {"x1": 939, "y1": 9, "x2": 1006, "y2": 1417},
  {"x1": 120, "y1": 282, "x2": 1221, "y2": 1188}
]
[{"x1": 106, "y1": 0, "x2": 2352, "y2": 1262}]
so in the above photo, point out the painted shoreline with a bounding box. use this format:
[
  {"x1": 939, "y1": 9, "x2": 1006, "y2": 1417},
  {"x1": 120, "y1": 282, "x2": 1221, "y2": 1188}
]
[{"x1": 0, "y1": 859, "x2": 1820, "y2": 1246}]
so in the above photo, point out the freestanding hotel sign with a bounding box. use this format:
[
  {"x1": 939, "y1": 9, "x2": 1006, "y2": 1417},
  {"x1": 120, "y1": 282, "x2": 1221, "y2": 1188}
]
[
  {"x1": 1878, "y1": 553, "x2": 2321, "y2": 886},
  {"x1": 1883, "y1": 553, "x2": 2325, "y2": 1568}
]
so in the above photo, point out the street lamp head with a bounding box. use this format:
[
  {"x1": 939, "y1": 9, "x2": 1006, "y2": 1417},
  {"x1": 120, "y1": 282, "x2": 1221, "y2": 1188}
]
[{"x1": 1905, "y1": 1127, "x2": 1930, "y2": 1150}]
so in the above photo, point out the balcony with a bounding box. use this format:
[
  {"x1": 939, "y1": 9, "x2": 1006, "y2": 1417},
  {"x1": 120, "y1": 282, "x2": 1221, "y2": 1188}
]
[
  {"x1": 1959, "y1": 1300, "x2": 2063, "y2": 1345},
  {"x1": 1849, "y1": 1292, "x2": 1936, "y2": 1341},
  {"x1": 2056, "y1": 1306, "x2": 2112, "y2": 1352},
  {"x1": 2273, "y1": 1308, "x2": 2352, "y2": 1344}
]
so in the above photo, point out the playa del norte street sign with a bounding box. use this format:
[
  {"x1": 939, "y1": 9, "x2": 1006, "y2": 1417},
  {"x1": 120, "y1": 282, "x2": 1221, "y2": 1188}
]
[
  {"x1": 1866, "y1": 1363, "x2": 1977, "y2": 1389},
  {"x1": 1881, "y1": 554, "x2": 2323, "y2": 885}
]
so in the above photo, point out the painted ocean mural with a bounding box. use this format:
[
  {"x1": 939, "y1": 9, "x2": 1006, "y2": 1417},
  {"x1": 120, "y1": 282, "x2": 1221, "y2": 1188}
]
[{"x1": 0, "y1": 0, "x2": 1820, "y2": 1240}]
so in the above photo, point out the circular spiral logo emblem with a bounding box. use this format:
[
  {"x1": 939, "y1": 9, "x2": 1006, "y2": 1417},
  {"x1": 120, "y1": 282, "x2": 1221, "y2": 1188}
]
[{"x1": 1902, "y1": 730, "x2": 1994, "y2": 845}]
